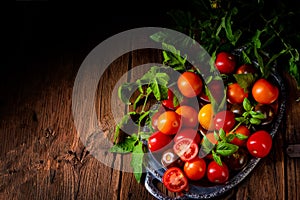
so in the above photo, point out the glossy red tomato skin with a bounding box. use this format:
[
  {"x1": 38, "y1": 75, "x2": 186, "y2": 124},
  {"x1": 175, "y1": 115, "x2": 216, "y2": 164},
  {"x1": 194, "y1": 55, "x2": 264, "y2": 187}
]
[
  {"x1": 162, "y1": 167, "x2": 189, "y2": 193},
  {"x1": 214, "y1": 110, "x2": 236, "y2": 132},
  {"x1": 215, "y1": 52, "x2": 236, "y2": 74},
  {"x1": 184, "y1": 157, "x2": 207, "y2": 181},
  {"x1": 252, "y1": 78, "x2": 279, "y2": 104},
  {"x1": 207, "y1": 161, "x2": 229, "y2": 184},
  {"x1": 173, "y1": 138, "x2": 199, "y2": 162},
  {"x1": 227, "y1": 83, "x2": 249, "y2": 104},
  {"x1": 162, "y1": 89, "x2": 179, "y2": 110},
  {"x1": 227, "y1": 125, "x2": 251, "y2": 146},
  {"x1": 236, "y1": 64, "x2": 258, "y2": 74},
  {"x1": 174, "y1": 128, "x2": 201, "y2": 144},
  {"x1": 247, "y1": 130, "x2": 273, "y2": 158},
  {"x1": 148, "y1": 131, "x2": 173, "y2": 152},
  {"x1": 157, "y1": 111, "x2": 181, "y2": 135},
  {"x1": 177, "y1": 71, "x2": 203, "y2": 98},
  {"x1": 175, "y1": 105, "x2": 199, "y2": 128}
]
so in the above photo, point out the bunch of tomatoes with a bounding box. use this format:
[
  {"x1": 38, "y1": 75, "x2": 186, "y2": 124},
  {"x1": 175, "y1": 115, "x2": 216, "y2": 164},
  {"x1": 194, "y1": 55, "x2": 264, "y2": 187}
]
[{"x1": 147, "y1": 51, "x2": 280, "y2": 193}]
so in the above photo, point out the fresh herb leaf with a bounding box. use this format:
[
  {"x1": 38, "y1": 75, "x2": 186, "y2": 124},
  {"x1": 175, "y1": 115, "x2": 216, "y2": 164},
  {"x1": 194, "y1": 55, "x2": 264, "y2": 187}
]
[
  {"x1": 212, "y1": 150, "x2": 223, "y2": 166},
  {"x1": 130, "y1": 141, "x2": 145, "y2": 183},
  {"x1": 233, "y1": 74, "x2": 256, "y2": 93},
  {"x1": 118, "y1": 82, "x2": 137, "y2": 104},
  {"x1": 110, "y1": 135, "x2": 137, "y2": 153},
  {"x1": 215, "y1": 142, "x2": 239, "y2": 157}
]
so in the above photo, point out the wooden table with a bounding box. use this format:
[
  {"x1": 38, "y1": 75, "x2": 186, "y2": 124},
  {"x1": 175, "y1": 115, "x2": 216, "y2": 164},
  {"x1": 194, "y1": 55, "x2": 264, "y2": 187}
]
[{"x1": 2, "y1": 3, "x2": 300, "y2": 200}]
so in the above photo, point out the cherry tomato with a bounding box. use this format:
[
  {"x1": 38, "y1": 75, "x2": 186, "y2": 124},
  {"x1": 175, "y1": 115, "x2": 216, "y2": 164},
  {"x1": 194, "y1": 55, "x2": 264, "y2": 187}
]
[
  {"x1": 207, "y1": 79, "x2": 225, "y2": 104},
  {"x1": 214, "y1": 110, "x2": 236, "y2": 132},
  {"x1": 236, "y1": 64, "x2": 258, "y2": 74},
  {"x1": 177, "y1": 71, "x2": 203, "y2": 98},
  {"x1": 207, "y1": 161, "x2": 229, "y2": 184},
  {"x1": 254, "y1": 103, "x2": 275, "y2": 125},
  {"x1": 175, "y1": 105, "x2": 199, "y2": 128},
  {"x1": 161, "y1": 148, "x2": 184, "y2": 169},
  {"x1": 184, "y1": 157, "x2": 206, "y2": 181},
  {"x1": 227, "y1": 125, "x2": 250, "y2": 146},
  {"x1": 223, "y1": 147, "x2": 249, "y2": 171},
  {"x1": 252, "y1": 78, "x2": 279, "y2": 104},
  {"x1": 162, "y1": 88, "x2": 179, "y2": 110},
  {"x1": 157, "y1": 111, "x2": 181, "y2": 135},
  {"x1": 162, "y1": 167, "x2": 189, "y2": 193},
  {"x1": 173, "y1": 138, "x2": 199, "y2": 162},
  {"x1": 148, "y1": 131, "x2": 173, "y2": 152},
  {"x1": 227, "y1": 83, "x2": 248, "y2": 104},
  {"x1": 247, "y1": 130, "x2": 272, "y2": 158},
  {"x1": 215, "y1": 52, "x2": 236, "y2": 74},
  {"x1": 174, "y1": 128, "x2": 201, "y2": 144},
  {"x1": 151, "y1": 111, "x2": 163, "y2": 131}
]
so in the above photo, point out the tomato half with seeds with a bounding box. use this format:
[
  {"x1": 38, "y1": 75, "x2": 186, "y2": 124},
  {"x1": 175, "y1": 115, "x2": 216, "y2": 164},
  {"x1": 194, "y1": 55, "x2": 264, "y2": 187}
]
[
  {"x1": 157, "y1": 111, "x2": 181, "y2": 135},
  {"x1": 162, "y1": 167, "x2": 189, "y2": 193},
  {"x1": 174, "y1": 128, "x2": 201, "y2": 144},
  {"x1": 173, "y1": 138, "x2": 199, "y2": 162}
]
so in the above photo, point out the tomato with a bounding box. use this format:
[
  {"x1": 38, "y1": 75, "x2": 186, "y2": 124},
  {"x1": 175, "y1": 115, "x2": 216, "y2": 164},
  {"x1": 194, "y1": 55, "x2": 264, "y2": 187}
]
[
  {"x1": 173, "y1": 138, "x2": 199, "y2": 162},
  {"x1": 236, "y1": 64, "x2": 258, "y2": 74},
  {"x1": 252, "y1": 78, "x2": 279, "y2": 104},
  {"x1": 201, "y1": 132, "x2": 218, "y2": 145},
  {"x1": 223, "y1": 147, "x2": 249, "y2": 171},
  {"x1": 157, "y1": 111, "x2": 181, "y2": 135},
  {"x1": 207, "y1": 79, "x2": 226, "y2": 104},
  {"x1": 148, "y1": 131, "x2": 173, "y2": 152},
  {"x1": 227, "y1": 125, "x2": 250, "y2": 146},
  {"x1": 177, "y1": 71, "x2": 203, "y2": 98},
  {"x1": 246, "y1": 130, "x2": 272, "y2": 158},
  {"x1": 174, "y1": 128, "x2": 201, "y2": 144},
  {"x1": 198, "y1": 103, "x2": 214, "y2": 130},
  {"x1": 227, "y1": 83, "x2": 248, "y2": 104},
  {"x1": 254, "y1": 103, "x2": 275, "y2": 125},
  {"x1": 162, "y1": 167, "x2": 189, "y2": 193},
  {"x1": 162, "y1": 88, "x2": 179, "y2": 110},
  {"x1": 215, "y1": 52, "x2": 236, "y2": 74},
  {"x1": 175, "y1": 105, "x2": 199, "y2": 128},
  {"x1": 161, "y1": 148, "x2": 184, "y2": 169},
  {"x1": 151, "y1": 111, "x2": 163, "y2": 131},
  {"x1": 184, "y1": 157, "x2": 206, "y2": 181},
  {"x1": 207, "y1": 161, "x2": 229, "y2": 184},
  {"x1": 214, "y1": 110, "x2": 236, "y2": 132}
]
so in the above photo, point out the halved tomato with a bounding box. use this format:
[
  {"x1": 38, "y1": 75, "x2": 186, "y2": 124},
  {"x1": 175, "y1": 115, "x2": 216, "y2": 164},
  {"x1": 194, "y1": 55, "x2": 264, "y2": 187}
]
[
  {"x1": 173, "y1": 138, "x2": 199, "y2": 162},
  {"x1": 162, "y1": 167, "x2": 189, "y2": 193}
]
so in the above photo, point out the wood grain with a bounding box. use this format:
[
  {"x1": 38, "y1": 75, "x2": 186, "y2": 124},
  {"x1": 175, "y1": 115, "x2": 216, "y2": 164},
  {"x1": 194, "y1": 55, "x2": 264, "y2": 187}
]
[{"x1": 0, "y1": 47, "x2": 300, "y2": 200}]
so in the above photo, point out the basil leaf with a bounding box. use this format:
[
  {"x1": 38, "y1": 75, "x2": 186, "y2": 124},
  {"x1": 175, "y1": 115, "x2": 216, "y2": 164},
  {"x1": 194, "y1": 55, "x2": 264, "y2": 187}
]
[
  {"x1": 131, "y1": 141, "x2": 145, "y2": 183},
  {"x1": 216, "y1": 142, "x2": 239, "y2": 156},
  {"x1": 219, "y1": 128, "x2": 226, "y2": 141},
  {"x1": 250, "y1": 112, "x2": 266, "y2": 120},
  {"x1": 233, "y1": 74, "x2": 255, "y2": 93},
  {"x1": 250, "y1": 118, "x2": 261, "y2": 125},
  {"x1": 118, "y1": 82, "x2": 138, "y2": 104},
  {"x1": 243, "y1": 98, "x2": 252, "y2": 112},
  {"x1": 212, "y1": 150, "x2": 223, "y2": 166},
  {"x1": 110, "y1": 136, "x2": 137, "y2": 153},
  {"x1": 235, "y1": 133, "x2": 248, "y2": 140}
]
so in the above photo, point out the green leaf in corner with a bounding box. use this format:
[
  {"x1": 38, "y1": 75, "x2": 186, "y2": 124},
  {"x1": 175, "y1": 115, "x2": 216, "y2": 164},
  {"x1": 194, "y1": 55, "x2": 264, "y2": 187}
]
[
  {"x1": 233, "y1": 74, "x2": 256, "y2": 93},
  {"x1": 242, "y1": 98, "x2": 252, "y2": 112},
  {"x1": 118, "y1": 82, "x2": 138, "y2": 104},
  {"x1": 131, "y1": 141, "x2": 145, "y2": 183},
  {"x1": 212, "y1": 150, "x2": 223, "y2": 166}
]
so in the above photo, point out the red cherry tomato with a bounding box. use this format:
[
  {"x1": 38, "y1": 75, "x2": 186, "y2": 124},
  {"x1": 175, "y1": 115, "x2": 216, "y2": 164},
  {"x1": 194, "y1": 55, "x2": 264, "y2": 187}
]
[
  {"x1": 207, "y1": 161, "x2": 229, "y2": 184},
  {"x1": 177, "y1": 71, "x2": 203, "y2": 98},
  {"x1": 247, "y1": 130, "x2": 272, "y2": 158},
  {"x1": 162, "y1": 167, "x2": 189, "y2": 193},
  {"x1": 162, "y1": 88, "x2": 179, "y2": 110},
  {"x1": 236, "y1": 64, "x2": 258, "y2": 74},
  {"x1": 148, "y1": 131, "x2": 173, "y2": 152},
  {"x1": 215, "y1": 52, "x2": 236, "y2": 74},
  {"x1": 157, "y1": 111, "x2": 181, "y2": 135},
  {"x1": 174, "y1": 128, "x2": 201, "y2": 144},
  {"x1": 184, "y1": 157, "x2": 206, "y2": 181},
  {"x1": 252, "y1": 78, "x2": 279, "y2": 104},
  {"x1": 175, "y1": 105, "x2": 199, "y2": 128},
  {"x1": 173, "y1": 138, "x2": 199, "y2": 162},
  {"x1": 214, "y1": 110, "x2": 236, "y2": 132},
  {"x1": 227, "y1": 125, "x2": 250, "y2": 146},
  {"x1": 227, "y1": 83, "x2": 248, "y2": 104}
]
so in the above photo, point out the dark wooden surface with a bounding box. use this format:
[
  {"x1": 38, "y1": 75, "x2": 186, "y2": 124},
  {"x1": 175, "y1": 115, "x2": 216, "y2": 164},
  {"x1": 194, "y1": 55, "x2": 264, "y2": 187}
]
[{"x1": 1, "y1": 2, "x2": 300, "y2": 200}]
